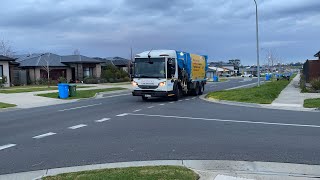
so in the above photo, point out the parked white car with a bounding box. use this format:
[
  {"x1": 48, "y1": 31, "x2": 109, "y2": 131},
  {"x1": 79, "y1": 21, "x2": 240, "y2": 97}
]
[{"x1": 241, "y1": 74, "x2": 253, "y2": 78}]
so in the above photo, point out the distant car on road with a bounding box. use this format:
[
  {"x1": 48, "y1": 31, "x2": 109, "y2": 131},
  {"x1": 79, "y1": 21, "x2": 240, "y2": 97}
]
[
  {"x1": 221, "y1": 73, "x2": 231, "y2": 77},
  {"x1": 241, "y1": 74, "x2": 252, "y2": 78}
]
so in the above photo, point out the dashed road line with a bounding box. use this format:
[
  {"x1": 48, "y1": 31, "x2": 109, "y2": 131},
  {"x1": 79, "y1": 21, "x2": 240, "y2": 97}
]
[
  {"x1": 178, "y1": 100, "x2": 183, "y2": 102},
  {"x1": 133, "y1": 109, "x2": 142, "y2": 112},
  {"x1": 33, "y1": 132, "x2": 56, "y2": 139},
  {"x1": 147, "y1": 106, "x2": 155, "y2": 109},
  {"x1": 159, "y1": 104, "x2": 165, "y2": 106},
  {"x1": 116, "y1": 113, "x2": 128, "y2": 117},
  {"x1": 95, "y1": 118, "x2": 111, "y2": 122},
  {"x1": 185, "y1": 99, "x2": 190, "y2": 101},
  {"x1": 0, "y1": 144, "x2": 16, "y2": 151},
  {"x1": 192, "y1": 97, "x2": 196, "y2": 100},
  {"x1": 127, "y1": 113, "x2": 320, "y2": 129},
  {"x1": 169, "y1": 102, "x2": 174, "y2": 104},
  {"x1": 68, "y1": 124, "x2": 87, "y2": 130},
  {"x1": 58, "y1": 103, "x2": 102, "y2": 112}
]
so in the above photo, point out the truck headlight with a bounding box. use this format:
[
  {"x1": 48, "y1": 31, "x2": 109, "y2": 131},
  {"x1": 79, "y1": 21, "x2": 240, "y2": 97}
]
[
  {"x1": 132, "y1": 81, "x2": 138, "y2": 86},
  {"x1": 159, "y1": 82, "x2": 166, "y2": 86}
]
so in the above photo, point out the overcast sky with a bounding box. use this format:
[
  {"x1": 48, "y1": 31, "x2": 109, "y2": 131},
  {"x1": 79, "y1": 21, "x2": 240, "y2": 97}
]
[{"x1": 0, "y1": 0, "x2": 319, "y2": 64}]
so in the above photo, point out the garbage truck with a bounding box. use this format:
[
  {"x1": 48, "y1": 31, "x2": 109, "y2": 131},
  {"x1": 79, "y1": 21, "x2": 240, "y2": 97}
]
[{"x1": 131, "y1": 50, "x2": 208, "y2": 101}]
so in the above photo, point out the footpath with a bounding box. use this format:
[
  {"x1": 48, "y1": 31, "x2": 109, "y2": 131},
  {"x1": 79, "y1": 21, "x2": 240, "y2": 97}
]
[
  {"x1": 1, "y1": 160, "x2": 320, "y2": 180},
  {"x1": 0, "y1": 83, "x2": 131, "y2": 109},
  {"x1": 271, "y1": 74, "x2": 320, "y2": 109}
]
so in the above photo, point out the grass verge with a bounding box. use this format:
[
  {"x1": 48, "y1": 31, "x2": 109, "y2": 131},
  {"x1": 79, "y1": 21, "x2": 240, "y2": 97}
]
[
  {"x1": 0, "y1": 102, "x2": 17, "y2": 109},
  {"x1": 0, "y1": 86, "x2": 95, "y2": 94},
  {"x1": 206, "y1": 77, "x2": 294, "y2": 104},
  {"x1": 43, "y1": 166, "x2": 199, "y2": 180},
  {"x1": 304, "y1": 98, "x2": 320, "y2": 108},
  {"x1": 37, "y1": 87, "x2": 126, "y2": 99}
]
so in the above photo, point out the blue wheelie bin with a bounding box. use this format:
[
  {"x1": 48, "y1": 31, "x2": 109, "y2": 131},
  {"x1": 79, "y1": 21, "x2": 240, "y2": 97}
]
[
  {"x1": 265, "y1": 74, "x2": 270, "y2": 81},
  {"x1": 58, "y1": 83, "x2": 69, "y2": 99},
  {"x1": 213, "y1": 76, "x2": 219, "y2": 82}
]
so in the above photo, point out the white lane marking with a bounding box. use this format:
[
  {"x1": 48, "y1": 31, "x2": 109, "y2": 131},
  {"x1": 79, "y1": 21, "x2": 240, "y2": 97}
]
[
  {"x1": 147, "y1": 106, "x2": 155, "y2": 109},
  {"x1": 95, "y1": 118, "x2": 110, "y2": 122},
  {"x1": 178, "y1": 100, "x2": 183, "y2": 102},
  {"x1": 225, "y1": 82, "x2": 257, "y2": 90},
  {"x1": 33, "y1": 132, "x2": 56, "y2": 139},
  {"x1": 116, "y1": 113, "x2": 128, "y2": 117},
  {"x1": 133, "y1": 109, "x2": 142, "y2": 112},
  {"x1": 0, "y1": 144, "x2": 16, "y2": 151},
  {"x1": 185, "y1": 99, "x2": 190, "y2": 101},
  {"x1": 169, "y1": 102, "x2": 174, "y2": 104},
  {"x1": 127, "y1": 113, "x2": 320, "y2": 129},
  {"x1": 68, "y1": 124, "x2": 87, "y2": 130},
  {"x1": 59, "y1": 103, "x2": 102, "y2": 112},
  {"x1": 159, "y1": 104, "x2": 165, "y2": 106},
  {"x1": 192, "y1": 97, "x2": 196, "y2": 100}
]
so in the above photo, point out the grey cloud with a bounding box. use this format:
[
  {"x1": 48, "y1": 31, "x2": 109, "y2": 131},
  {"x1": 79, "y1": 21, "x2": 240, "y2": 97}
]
[{"x1": 0, "y1": 0, "x2": 319, "y2": 64}]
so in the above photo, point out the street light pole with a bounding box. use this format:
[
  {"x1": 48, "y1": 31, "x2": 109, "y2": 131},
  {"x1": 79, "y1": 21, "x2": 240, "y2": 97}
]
[{"x1": 254, "y1": 0, "x2": 260, "y2": 87}]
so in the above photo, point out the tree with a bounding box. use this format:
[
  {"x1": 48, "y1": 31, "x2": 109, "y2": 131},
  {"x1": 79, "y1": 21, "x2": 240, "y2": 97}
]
[
  {"x1": 0, "y1": 39, "x2": 14, "y2": 57},
  {"x1": 41, "y1": 53, "x2": 52, "y2": 87},
  {"x1": 73, "y1": 49, "x2": 80, "y2": 55}
]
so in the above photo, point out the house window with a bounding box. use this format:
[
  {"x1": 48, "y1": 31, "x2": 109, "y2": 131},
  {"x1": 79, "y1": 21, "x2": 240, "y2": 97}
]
[
  {"x1": 0, "y1": 65, "x2": 3, "y2": 78},
  {"x1": 83, "y1": 67, "x2": 93, "y2": 78}
]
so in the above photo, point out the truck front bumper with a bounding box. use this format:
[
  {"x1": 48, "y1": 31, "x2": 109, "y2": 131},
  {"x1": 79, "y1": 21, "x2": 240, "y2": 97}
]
[{"x1": 132, "y1": 90, "x2": 174, "y2": 97}]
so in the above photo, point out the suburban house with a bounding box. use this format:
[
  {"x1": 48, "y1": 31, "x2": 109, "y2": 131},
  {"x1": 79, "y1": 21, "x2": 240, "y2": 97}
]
[
  {"x1": 15, "y1": 53, "x2": 103, "y2": 83},
  {"x1": 208, "y1": 61, "x2": 238, "y2": 76},
  {"x1": 98, "y1": 57, "x2": 131, "y2": 72},
  {"x1": 0, "y1": 55, "x2": 15, "y2": 87},
  {"x1": 303, "y1": 50, "x2": 320, "y2": 82},
  {"x1": 0, "y1": 53, "x2": 133, "y2": 87}
]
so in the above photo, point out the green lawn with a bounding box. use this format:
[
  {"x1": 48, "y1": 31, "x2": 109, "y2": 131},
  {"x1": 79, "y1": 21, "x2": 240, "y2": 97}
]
[
  {"x1": 304, "y1": 98, "x2": 320, "y2": 108},
  {"x1": 43, "y1": 166, "x2": 199, "y2": 180},
  {"x1": 0, "y1": 86, "x2": 95, "y2": 94},
  {"x1": 206, "y1": 78, "x2": 293, "y2": 104},
  {"x1": 37, "y1": 87, "x2": 126, "y2": 99},
  {"x1": 0, "y1": 102, "x2": 17, "y2": 109}
]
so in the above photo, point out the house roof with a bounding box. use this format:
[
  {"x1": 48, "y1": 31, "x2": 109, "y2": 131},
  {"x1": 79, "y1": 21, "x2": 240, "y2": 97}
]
[
  {"x1": 99, "y1": 57, "x2": 131, "y2": 67},
  {"x1": 19, "y1": 53, "x2": 67, "y2": 67},
  {"x1": 315, "y1": 51, "x2": 320, "y2": 57},
  {"x1": 61, "y1": 55, "x2": 102, "y2": 63},
  {"x1": 0, "y1": 55, "x2": 15, "y2": 61},
  {"x1": 14, "y1": 53, "x2": 43, "y2": 62}
]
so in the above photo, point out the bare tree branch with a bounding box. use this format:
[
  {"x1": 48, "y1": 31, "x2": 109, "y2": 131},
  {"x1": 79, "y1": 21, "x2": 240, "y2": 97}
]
[{"x1": 0, "y1": 39, "x2": 14, "y2": 57}]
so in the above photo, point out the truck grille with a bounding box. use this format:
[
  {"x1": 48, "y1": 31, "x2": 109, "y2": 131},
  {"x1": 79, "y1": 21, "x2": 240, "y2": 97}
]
[{"x1": 138, "y1": 85, "x2": 158, "y2": 89}]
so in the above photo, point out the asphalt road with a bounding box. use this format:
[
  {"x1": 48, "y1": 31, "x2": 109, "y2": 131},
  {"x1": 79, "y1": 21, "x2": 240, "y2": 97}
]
[{"x1": 1, "y1": 78, "x2": 320, "y2": 175}]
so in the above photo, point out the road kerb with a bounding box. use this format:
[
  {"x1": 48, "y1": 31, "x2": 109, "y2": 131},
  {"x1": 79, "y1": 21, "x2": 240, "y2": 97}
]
[
  {"x1": 200, "y1": 94, "x2": 319, "y2": 112},
  {"x1": 2, "y1": 160, "x2": 320, "y2": 180}
]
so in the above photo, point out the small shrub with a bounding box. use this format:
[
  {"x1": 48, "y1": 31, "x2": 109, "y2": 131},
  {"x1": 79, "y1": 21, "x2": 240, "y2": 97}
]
[
  {"x1": 0, "y1": 76, "x2": 8, "y2": 88},
  {"x1": 36, "y1": 78, "x2": 56, "y2": 86},
  {"x1": 58, "y1": 77, "x2": 67, "y2": 83},
  {"x1": 108, "y1": 78, "x2": 115, "y2": 83},
  {"x1": 310, "y1": 78, "x2": 320, "y2": 91},
  {"x1": 83, "y1": 77, "x2": 99, "y2": 84},
  {"x1": 123, "y1": 77, "x2": 130, "y2": 82}
]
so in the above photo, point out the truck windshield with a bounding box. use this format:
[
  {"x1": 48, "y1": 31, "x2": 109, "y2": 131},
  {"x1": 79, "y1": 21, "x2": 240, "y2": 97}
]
[{"x1": 134, "y1": 58, "x2": 166, "y2": 78}]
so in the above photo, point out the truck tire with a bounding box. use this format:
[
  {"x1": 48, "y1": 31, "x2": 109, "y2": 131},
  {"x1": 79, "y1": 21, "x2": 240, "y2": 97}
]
[
  {"x1": 198, "y1": 84, "x2": 203, "y2": 95},
  {"x1": 173, "y1": 85, "x2": 180, "y2": 101},
  {"x1": 142, "y1": 96, "x2": 148, "y2": 101},
  {"x1": 191, "y1": 83, "x2": 199, "y2": 96}
]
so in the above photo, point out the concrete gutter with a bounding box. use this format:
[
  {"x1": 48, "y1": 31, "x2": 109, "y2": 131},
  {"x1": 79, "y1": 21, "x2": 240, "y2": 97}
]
[{"x1": 2, "y1": 160, "x2": 320, "y2": 180}]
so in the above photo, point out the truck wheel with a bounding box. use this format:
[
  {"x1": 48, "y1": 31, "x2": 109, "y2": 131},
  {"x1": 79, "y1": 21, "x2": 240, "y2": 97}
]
[
  {"x1": 173, "y1": 85, "x2": 180, "y2": 101},
  {"x1": 193, "y1": 84, "x2": 201, "y2": 96},
  {"x1": 199, "y1": 84, "x2": 203, "y2": 95},
  {"x1": 142, "y1": 96, "x2": 148, "y2": 101}
]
